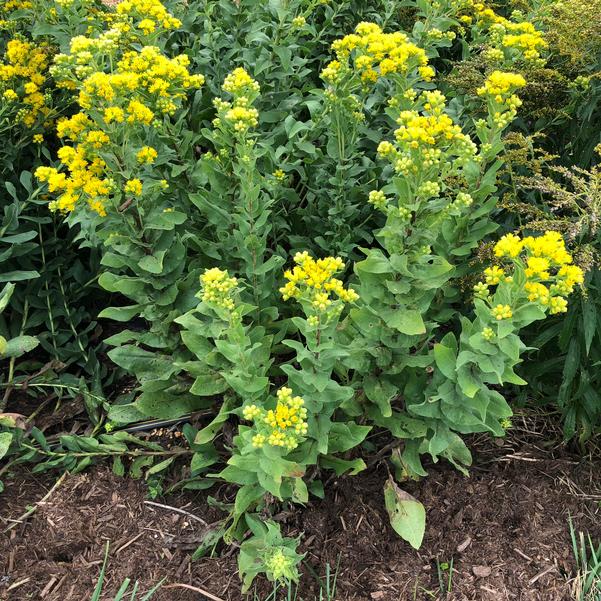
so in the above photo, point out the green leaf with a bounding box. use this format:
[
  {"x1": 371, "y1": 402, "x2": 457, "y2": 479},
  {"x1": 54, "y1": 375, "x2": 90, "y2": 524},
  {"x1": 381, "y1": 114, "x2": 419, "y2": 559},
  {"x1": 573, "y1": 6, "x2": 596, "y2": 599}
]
[
  {"x1": 364, "y1": 376, "x2": 398, "y2": 417},
  {"x1": 190, "y1": 374, "x2": 229, "y2": 397},
  {"x1": 234, "y1": 484, "x2": 263, "y2": 517},
  {"x1": 457, "y1": 366, "x2": 481, "y2": 398},
  {"x1": 112, "y1": 456, "x2": 125, "y2": 476},
  {"x1": 386, "y1": 309, "x2": 426, "y2": 336},
  {"x1": 433, "y1": 337, "x2": 457, "y2": 381},
  {"x1": 146, "y1": 456, "x2": 175, "y2": 477},
  {"x1": 130, "y1": 456, "x2": 154, "y2": 478},
  {"x1": 145, "y1": 210, "x2": 187, "y2": 230},
  {"x1": 98, "y1": 305, "x2": 142, "y2": 322},
  {"x1": 383, "y1": 477, "x2": 425, "y2": 549},
  {"x1": 107, "y1": 346, "x2": 176, "y2": 381},
  {"x1": 107, "y1": 403, "x2": 146, "y2": 425},
  {"x1": 0, "y1": 270, "x2": 39, "y2": 283},
  {"x1": 349, "y1": 307, "x2": 382, "y2": 337},
  {"x1": 138, "y1": 253, "x2": 165, "y2": 275},
  {"x1": 3, "y1": 336, "x2": 39, "y2": 358},
  {"x1": 355, "y1": 250, "x2": 392, "y2": 274},
  {"x1": 0, "y1": 432, "x2": 13, "y2": 460},
  {"x1": 327, "y1": 422, "x2": 371, "y2": 453},
  {"x1": 512, "y1": 303, "x2": 546, "y2": 327},
  {"x1": 194, "y1": 398, "x2": 234, "y2": 444},
  {"x1": 191, "y1": 523, "x2": 227, "y2": 560},
  {"x1": 0, "y1": 283, "x2": 15, "y2": 314},
  {"x1": 319, "y1": 455, "x2": 366, "y2": 476},
  {"x1": 0, "y1": 231, "x2": 37, "y2": 244},
  {"x1": 582, "y1": 299, "x2": 596, "y2": 355},
  {"x1": 135, "y1": 389, "x2": 209, "y2": 420}
]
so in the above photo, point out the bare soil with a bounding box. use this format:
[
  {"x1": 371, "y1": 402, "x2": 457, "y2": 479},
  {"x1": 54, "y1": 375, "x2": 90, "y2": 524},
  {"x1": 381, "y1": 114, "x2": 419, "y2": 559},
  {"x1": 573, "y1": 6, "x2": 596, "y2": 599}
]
[{"x1": 1, "y1": 413, "x2": 600, "y2": 601}]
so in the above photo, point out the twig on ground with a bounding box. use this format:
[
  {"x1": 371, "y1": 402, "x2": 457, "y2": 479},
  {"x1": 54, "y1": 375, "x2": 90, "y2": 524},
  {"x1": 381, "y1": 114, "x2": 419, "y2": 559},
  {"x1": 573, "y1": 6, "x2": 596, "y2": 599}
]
[
  {"x1": 116, "y1": 532, "x2": 145, "y2": 554},
  {"x1": 163, "y1": 583, "x2": 225, "y2": 601},
  {"x1": 2, "y1": 472, "x2": 67, "y2": 533},
  {"x1": 6, "y1": 577, "x2": 31, "y2": 591},
  {"x1": 144, "y1": 500, "x2": 208, "y2": 526},
  {"x1": 529, "y1": 565, "x2": 556, "y2": 585}
]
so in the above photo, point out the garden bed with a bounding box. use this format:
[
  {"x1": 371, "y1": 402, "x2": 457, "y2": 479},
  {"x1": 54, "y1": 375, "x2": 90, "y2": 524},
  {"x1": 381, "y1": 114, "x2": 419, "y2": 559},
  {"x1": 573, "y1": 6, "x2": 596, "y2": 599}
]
[{"x1": 2, "y1": 414, "x2": 599, "y2": 601}]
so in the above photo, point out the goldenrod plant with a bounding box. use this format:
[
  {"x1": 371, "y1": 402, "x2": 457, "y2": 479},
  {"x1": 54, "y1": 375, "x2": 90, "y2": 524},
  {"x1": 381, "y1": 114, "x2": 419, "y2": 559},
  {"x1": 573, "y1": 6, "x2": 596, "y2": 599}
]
[{"x1": 0, "y1": 0, "x2": 592, "y2": 591}]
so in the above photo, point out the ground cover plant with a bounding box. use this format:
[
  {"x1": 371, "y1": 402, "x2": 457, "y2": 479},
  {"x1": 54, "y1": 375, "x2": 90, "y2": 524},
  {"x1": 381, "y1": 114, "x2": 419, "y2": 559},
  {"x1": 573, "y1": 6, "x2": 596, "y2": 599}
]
[{"x1": 0, "y1": 0, "x2": 599, "y2": 595}]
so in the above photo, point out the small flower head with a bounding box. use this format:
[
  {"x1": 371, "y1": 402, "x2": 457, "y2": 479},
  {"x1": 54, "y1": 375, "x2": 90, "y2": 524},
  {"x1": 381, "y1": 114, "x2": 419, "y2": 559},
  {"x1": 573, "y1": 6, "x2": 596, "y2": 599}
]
[
  {"x1": 492, "y1": 304, "x2": 512, "y2": 320},
  {"x1": 243, "y1": 386, "x2": 308, "y2": 452},
  {"x1": 292, "y1": 15, "x2": 306, "y2": 28},
  {"x1": 368, "y1": 190, "x2": 387, "y2": 211},
  {"x1": 482, "y1": 327, "x2": 495, "y2": 341},
  {"x1": 549, "y1": 296, "x2": 568, "y2": 315},
  {"x1": 265, "y1": 548, "x2": 295, "y2": 581},
  {"x1": 124, "y1": 178, "x2": 143, "y2": 196},
  {"x1": 200, "y1": 267, "x2": 238, "y2": 311},
  {"x1": 136, "y1": 146, "x2": 158, "y2": 164},
  {"x1": 280, "y1": 253, "x2": 358, "y2": 321},
  {"x1": 484, "y1": 265, "x2": 506, "y2": 285},
  {"x1": 243, "y1": 404, "x2": 261, "y2": 421},
  {"x1": 473, "y1": 281, "x2": 490, "y2": 298},
  {"x1": 494, "y1": 233, "x2": 524, "y2": 258},
  {"x1": 222, "y1": 67, "x2": 260, "y2": 97}
]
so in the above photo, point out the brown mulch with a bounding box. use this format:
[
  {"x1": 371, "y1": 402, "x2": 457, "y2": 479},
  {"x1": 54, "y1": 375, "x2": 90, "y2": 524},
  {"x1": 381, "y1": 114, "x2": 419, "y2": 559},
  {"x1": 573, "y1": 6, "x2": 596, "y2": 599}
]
[{"x1": 1, "y1": 413, "x2": 600, "y2": 601}]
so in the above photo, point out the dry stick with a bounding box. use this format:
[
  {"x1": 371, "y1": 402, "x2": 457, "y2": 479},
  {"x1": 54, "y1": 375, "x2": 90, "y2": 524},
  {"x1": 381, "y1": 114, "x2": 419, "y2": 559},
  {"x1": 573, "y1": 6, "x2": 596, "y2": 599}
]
[
  {"x1": 529, "y1": 565, "x2": 556, "y2": 585},
  {"x1": 2, "y1": 472, "x2": 67, "y2": 533},
  {"x1": 163, "y1": 583, "x2": 225, "y2": 601},
  {"x1": 6, "y1": 577, "x2": 30, "y2": 592},
  {"x1": 115, "y1": 531, "x2": 145, "y2": 554},
  {"x1": 40, "y1": 576, "x2": 57, "y2": 598},
  {"x1": 143, "y1": 500, "x2": 208, "y2": 526}
]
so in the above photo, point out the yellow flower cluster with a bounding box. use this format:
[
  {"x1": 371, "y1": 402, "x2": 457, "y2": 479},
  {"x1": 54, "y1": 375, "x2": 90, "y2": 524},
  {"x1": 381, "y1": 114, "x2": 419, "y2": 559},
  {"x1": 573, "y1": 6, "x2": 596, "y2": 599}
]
[
  {"x1": 395, "y1": 111, "x2": 460, "y2": 147},
  {"x1": 35, "y1": 145, "x2": 112, "y2": 216},
  {"x1": 464, "y1": 1, "x2": 547, "y2": 63},
  {"x1": 378, "y1": 90, "x2": 476, "y2": 177},
  {"x1": 37, "y1": 2, "x2": 204, "y2": 216},
  {"x1": 0, "y1": 39, "x2": 52, "y2": 128},
  {"x1": 136, "y1": 145, "x2": 158, "y2": 164},
  {"x1": 322, "y1": 22, "x2": 432, "y2": 85},
  {"x1": 224, "y1": 103, "x2": 259, "y2": 132},
  {"x1": 482, "y1": 326, "x2": 495, "y2": 340},
  {"x1": 73, "y1": 47, "x2": 203, "y2": 114},
  {"x1": 498, "y1": 23, "x2": 547, "y2": 62},
  {"x1": 484, "y1": 265, "x2": 508, "y2": 285},
  {"x1": 1, "y1": 0, "x2": 32, "y2": 14},
  {"x1": 292, "y1": 16, "x2": 306, "y2": 28},
  {"x1": 477, "y1": 70, "x2": 526, "y2": 128},
  {"x1": 477, "y1": 70, "x2": 526, "y2": 100},
  {"x1": 115, "y1": 0, "x2": 182, "y2": 34},
  {"x1": 200, "y1": 268, "x2": 238, "y2": 311},
  {"x1": 222, "y1": 67, "x2": 260, "y2": 96},
  {"x1": 476, "y1": 231, "x2": 584, "y2": 320},
  {"x1": 494, "y1": 231, "x2": 574, "y2": 266},
  {"x1": 493, "y1": 232, "x2": 522, "y2": 258},
  {"x1": 214, "y1": 68, "x2": 260, "y2": 134},
  {"x1": 279, "y1": 252, "x2": 359, "y2": 318},
  {"x1": 243, "y1": 387, "x2": 308, "y2": 451},
  {"x1": 124, "y1": 178, "x2": 143, "y2": 196},
  {"x1": 492, "y1": 304, "x2": 512, "y2": 320},
  {"x1": 368, "y1": 190, "x2": 387, "y2": 211}
]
